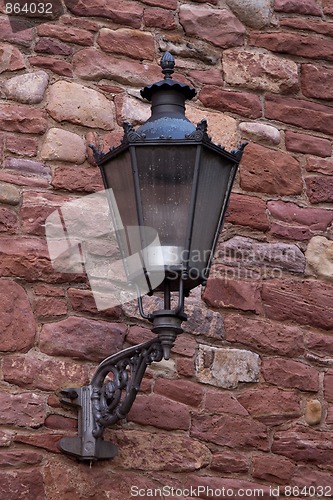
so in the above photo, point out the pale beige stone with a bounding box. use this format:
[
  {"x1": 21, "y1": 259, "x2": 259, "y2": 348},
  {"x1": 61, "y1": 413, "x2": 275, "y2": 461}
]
[
  {"x1": 305, "y1": 399, "x2": 322, "y2": 426},
  {"x1": 0, "y1": 181, "x2": 20, "y2": 205},
  {"x1": 305, "y1": 236, "x2": 333, "y2": 281},
  {"x1": 41, "y1": 128, "x2": 86, "y2": 164},
  {"x1": 226, "y1": 0, "x2": 274, "y2": 29},
  {"x1": 223, "y1": 48, "x2": 298, "y2": 94},
  {"x1": 117, "y1": 93, "x2": 150, "y2": 126},
  {"x1": 47, "y1": 81, "x2": 115, "y2": 130},
  {"x1": 239, "y1": 122, "x2": 281, "y2": 145},
  {"x1": 195, "y1": 344, "x2": 260, "y2": 389},
  {"x1": 3, "y1": 71, "x2": 48, "y2": 104},
  {"x1": 187, "y1": 106, "x2": 238, "y2": 150}
]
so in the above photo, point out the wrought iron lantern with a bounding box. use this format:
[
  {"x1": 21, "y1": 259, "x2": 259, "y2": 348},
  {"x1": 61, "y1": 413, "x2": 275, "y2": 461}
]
[{"x1": 59, "y1": 52, "x2": 247, "y2": 462}]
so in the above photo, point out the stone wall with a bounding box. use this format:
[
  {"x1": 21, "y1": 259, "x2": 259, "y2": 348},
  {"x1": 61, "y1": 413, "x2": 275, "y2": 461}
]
[{"x1": 0, "y1": 0, "x2": 333, "y2": 497}]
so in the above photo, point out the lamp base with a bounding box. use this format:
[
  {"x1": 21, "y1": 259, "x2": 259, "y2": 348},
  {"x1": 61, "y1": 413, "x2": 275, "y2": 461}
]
[{"x1": 151, "y1": 309, "x2": 187, "y2": 360}]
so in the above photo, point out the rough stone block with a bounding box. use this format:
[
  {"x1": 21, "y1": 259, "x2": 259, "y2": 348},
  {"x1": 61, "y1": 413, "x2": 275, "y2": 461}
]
[
  {"x1": 274, "y1": 0, "x2": 322, "y2": 15},
  {"x1": 179, "y1": 5, "x2": 245, "y2": 48},
  {"x1": 3, "y1": 70, "x2": 48, "y2": 104},
  {"x1": 98, "y1": 28, "x2": 155, "y2": 60},
  {"x1": 226, "y1": 0, "x2": 273, "y2": 28},
  {"x1": 239, "y1": 121, "x2": 281, "y2": 145},
  {"x1": 195, "y1": 344, "x2": 260, "y2": 389},
  {"x1": 0, "y1": 470, "x2": 45, "y2": 499},
  {"x1": 268, "y1": 200, "x2": 333, "y2": 231},
  {"x1": 262, "y1": 358, "x2": 319, "y2": 392},
  {"x1": 204, "y1": 277, "x2": 263, "y2": 313},
  {"x1": 52, "y1": 165, "x2": 103, "y2": 192},
  {"x1": 154, "y1": 378, "x2": 203, "y2": 407},
  {"x1": 306, "y1": 175, "x2": 333, "y2": 203},
  {"x1": 35, "y1": 37, "x2": 73, "y2": 56},
  {"x1": 302, "y1": 63, "x2": 333, "y2": 100},
  {"x1": 199, "y1": 85, "x2": 262, "y2": 119},
  {"x1": 0, "y1": 103, "x2": 47, "y2": 134},
  {"x1": 37, "y1": 23, "x2": 94, "y2": 46},
  {"x1": 128, "y1": 394, "x2": 190, "y2": 430},
  {"x1": 211, "y1": 450, "x2": 249, "y2": 473},
  {"x1": 306, "y1": 156, "x2": 333, "y2": 175},
  {"x1": 29, "y1": 56, "x2": 73, "y2": 77},
  {"x1": 223, "y1": 48, "x2": 299, "y2": 94},
  {"x1": 306, "y1": 236, "x2": 333, "y2": 281},
  {"x1": 41, "y1": 128, "x2": 86, "y2": 163},
  {"x1": 240, "y1": 143, "x2": 302, "y2": 195},
  {"x1": 144, "y1": 8, "x2": 177, "y2": 29},
  {"x1": 0, "y1": 43, "x2": 25, "y2": 73},
  {"x1": 0, "y1": 181, "x2": 20, "y2": 205},
  {"x1": 285, "y1": 130, "x2": 331, "y2": 157},
  {"x1": 226, "y1": 193, "x2": 270, "y2": 231},
  {"x1": 64, "y1": 0, "x2": 144, "y2": 28},
  {"x1": 39, "y1": 316, "x2": 127, "y2": 361},
  {"x1": 47, "y1": 81, "x2": 115, "y2": 130},
  {"x1": 0, "y1": 391, "x2": 46, "y2": 427}
]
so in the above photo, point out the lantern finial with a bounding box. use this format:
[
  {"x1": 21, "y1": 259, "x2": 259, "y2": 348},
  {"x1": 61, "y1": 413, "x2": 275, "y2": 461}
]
[{"x1": 160, "y1": 51, "x2": 175, "y2": 80}]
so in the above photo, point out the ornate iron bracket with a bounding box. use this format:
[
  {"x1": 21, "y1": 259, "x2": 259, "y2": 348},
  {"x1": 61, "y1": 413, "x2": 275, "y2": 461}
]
[{"x1": 59, "y1": 338, "x2": 163, "y2": 462}]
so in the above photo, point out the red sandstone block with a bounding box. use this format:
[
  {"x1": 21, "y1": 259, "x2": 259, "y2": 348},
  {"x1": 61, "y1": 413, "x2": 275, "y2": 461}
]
[
  {"x1": 292, "y1": 465, "x2": 333, "y2": 488},
  {"x1": 266, "y1": 94, "x2": 333, "y2": 135},
  {"x1": 98, "y1": 28, "x2": 155, "y2": 60},
  {"x1": 35, "y1": 37, "x2": 73, "y2": 56},
  {"x1": 301, "y1": 64, "x2": 333, "y2": 99},
  {"x1": 226, "y1": 193, "x2": 270, "y2": 231},
  {"x1": 141, "y1": 0, "x2": 177, "y2": 8},
  {"x1": 250, "y1": 32, "x2": 333, "y2": 62},
  {"x1": 0, "y1": 207, "x2": 18, "y2": 234},
  {"x1": 281, "y1": 17, "x2": 333, "y2": 36},
  {"x1": 128, "y1": 394, "x2": 190, "y2": 430},
  {"x1": 204, "y1": 388, "x2": 249, "y2": 416},
  {"x1": 204, "y1": 277, "x2": 263, "y2": 314},
  {"x1": 176, "y1": 357, "x2": 194, "y2": 377},
  {"x1": 240, "y1": 143, "x2": 302, "y2": 195},
  {"x1": 0, "y1": 470, "x2": 45, "y2": 499},
  {"x1": 29, "y1": 56, "x2": 73, "y2": 77},
  {"x1": 0, "y1": 391, "x2": 46, "y2": 427},
  {"x1": 211, "y1": 450, "x2": 249, "y2": 473},
  {"x1": 4, "y1": 133, "x2": 38, "y2": 156},
  {"x1": 285, "y1": 130, "x2": 331, "y2": 157},
  {"x1": 274, "y1": 0, "x2": 322, "y2": 15},
  {"x1": 52, "y1": 165, "x2": 104, "y2": 193},
  {"x1": 252, "y1": 453, "x2": 296, "y2": 484},
  {"x1": 14, "y1": 433, "x2": 65, "y2": 454},
  {"x1": 144, "y1": 7, "x2": 177, "y2": 29},
  {"x1": 305, "y1": 330, "x2": 333, "y2": 356},
  {"x1": 68, "y1": 288, "x2": 122, "y2": 318},
  {"x1": 262, "y1": 279, "x2": 333, "y2": 330},
  {"x1": 37, "y1": 23, "x2": 94, "y2": 46},
  {"x1": 0, "y1": 103, "x2": 47, "y2": 134},
  {"x1": 306, "y1": 175, "x2": 333, "y2": 203},
  {"x1": 45, "y1": 414, "x2": 77, "y2": 431},
  {"x1": 154, "y1": 378, "x2": 203, "y2": 407},
  {"x1": 324, "y1": 370, "x2": 333, "y2": 402},
  {"x1": 64, "y1": 0, "x2": 143, "y2": 29},
  {"x1": 262, "y1": 358, "x2": 319, "y2": 392},
  {"x1": 224, "y1": 314, "x2": 304, "y2": 356},
  {"x1": 306, "y1": 156, "x2": 333, "y2": 175},
  {"x1": 0, "y1": 450, "x2": 43, "y2": 466},
  {"x1": 191, "y1": 413, "x2": 269, "y2": 450},
  {"x1": 34, "y1": 297, "x2": 67, "y2": 318},
  {"x1": 199, "y1": 85, "x2": 262, "y2": 119},
  {"x1": 323, "y1": 0, "x2": 333, "y2": 15},
  {"x1": 270, "y1": 221, "x2": 311, "y2": 241},
  {"x1": 267, "y1": 200, "x2": 333, "y2": 230}
]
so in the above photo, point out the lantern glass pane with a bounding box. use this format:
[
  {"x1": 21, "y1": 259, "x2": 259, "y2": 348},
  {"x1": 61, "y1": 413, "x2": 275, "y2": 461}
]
[
  {"x1": 189, "y1": 146, "x2": 235, "y2": 277},
  {"x1": 136, "y1": 145, "x2": 197, "y2": 266}
]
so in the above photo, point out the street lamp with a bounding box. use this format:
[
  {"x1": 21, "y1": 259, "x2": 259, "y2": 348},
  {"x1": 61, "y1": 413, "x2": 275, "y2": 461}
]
[{"x1": 59, "y1": 52, "x2": 247, "y2": 462}]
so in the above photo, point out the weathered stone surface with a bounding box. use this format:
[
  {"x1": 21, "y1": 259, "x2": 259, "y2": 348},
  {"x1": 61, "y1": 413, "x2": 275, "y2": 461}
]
[
  {"x1": 274, "y1": 0, "x2": 321, "y2": 15},
  {"x1": 324, "y1": 370, "x2": 333, "y2": 402},
  {"x1": 199, "y1": 85, "x2": 262, "y2": 119},
  {"x1": 0, "y1": 103, "x2": 47, "y2": 134},
  {"x1": 154, "y1": 378, "x2": 203, "y2": 407},
  {"x1": 305, "y1": 399, "x2": 322, "y2": 425},
  {"x1": 40, "y1": 316, "x2": 127, "y2": 361},
  {"x1": 204, "y1": 388, "x2": 249, "y2": 416},
  {"x1": 240, "y1": 143, "x2": 302, "y2": 195},
  {"x1": 306, "y1": 156, "x2": 333, "y2": 175},
  {"x1": 285, "y1": 131, "x2": 331, "y2": 157},
  {"x1": 0, "y1": 43, "x2": 25, "y2": 73},
  {"x1": 68, "y1": 288, "x2": 122, "y2": 318},
  {"x1": 0, "y1": 207, "x2": 18, "y2": 234},
  {"x1": 179, "y1": 5, "x2": 245, "y2": 48},
  {"x1": 306, "y1": 236, "x2": 333, "y2": 281},
  {"x1": 262, "y1": 279, "x2": 333, "y2": 330},
  {"x1": 323, "y1": 0, "x2": 333, "y2": 15},
  {"x1": 14, "y1": 433, "x2": 65, "y2": 454},
  {"x1": 0, "y1": 391, "x2": 46, "y2": 427},
  {"x1": 114, "y1": 430, "x2": 210, "y2": 471},
  {"x1": 73, "y1": 48, "x2": 161, "y2": 85},
  {"x1": 0, "y1": 450, "x2": 43, "y2": 466},
  {"x1": 0, "y1": 280, "x2": 35, "y2": 352},
  {"x1": 35, "y1": 37, "x2": 73, "y2": 56},
  {"x1": 144, "y1": 8, "x2": 177, "y2": 30},
  {"x1": 0, "y1": 17, "x2": 33, "y2": 46},
  {"x1": 0, "y1": 181, "x2": 20, "y2": 205},
  {"x1": 216, "y1": 236, "x2": 306, "y2": 274},
  {"x1": 21, "y1": 191, "x2": 72, "y2": 236},
  {"x1": 268, "y1": 201, "x2": 333, "y2": 231},
  {"x1": 269, "y1": 222, "x2": 310, "y2": 241},
  {"x1": 45, "y1": 414, "x2": 77, "y2": 431},
  {"x1": 223, "y1": 48, "x2": 298, "y2": 94},
  {"x1": 0, "y1": 470, "x2": 45, "y2": 499},
  {"x1": 114, "y1": 93, "x2": 150, "y2": 126},
  {"x1": 37, "y1": 23, "x2": 94, "y2": 46},
  {"x1": 29, "y1": 55, "x2": 73, "y2": 77},
  {"x1": 226, "y1": 193, "x2": 270, "y2": 231},
  {"x1": 34, "y1": 296, "x2": 67, "y2": 318},
  {"x1": 176, "y1": 358, "x2": 194, "y2": 377},
  {"x1": 186, "y1": 106, "x2": 238, "y2": 150},
  {"x1": 237, "y1": 387, "x2": 301, "y2": 425},
  {"x1": 191, "y1": 413, "x2": 269, "y2": 450},
  {"x1": 188, "y1": 68, "x2": 223, "y2": 86},
  {"x1": 64, "y1": 0, "x2": 144, "y2": 28},
  {"x1": 3, "y1": 353, "x2": 89, "y2": 391},
  {"x1": 41, "y1": 128, "x2": 86, "y2": 163},
  {"x1": 292, "y1": 464, "x2": 333, "y2": 488},
  {"x1": 266, "y1": 94, "x2": 333, "y2": 135},
  {"x1": 204, "y1": 277, "x2": 262, "y2": 313},
  {"x1": 306, "y1": 175, "x2": 333, "y2": 203},
  {"x1": 252, "y1": 453, "x2": 296, "y2": 484},
  {"x1": 224, "y1": 314, "x2": 304, "y2": 356},
  {"x1": 281, "y1": 16, "x2": 333, "y2": 36},
  {"x1": 4, "y1": 133, "x2": 38, "y2": 157},
  {"x1": 195, "y1": 344, "x2": 260, "y2": 389},
  {"x1": 98, "y1": 28, "x2": 154, "y2": 60},
  {"x1": 305, "y1": 329, "x2": 333, "y2": 356},
  {"x1": 158, "y1": 35, "x2": 220, "y2": 65},
  {"x1": 52, "y1": 165, "x2": 104, "y2": 192},
  {"x1": 4, "y1": 158, "x2": 51, "y2": 179},
  {"x1": 47, "y1": 81, "x2": 114, "y2": 130},
  {"x1": 250, "y1": 32, "x2": 333, "y2": 63},
  {"x1": 128, "y1": 394, "x2": 190, "y2": 430},
  {"x1": 226, "y1": 0, "x2": 273, "y2": 28},
  {"x1": 262, "y1": 358, "x2": 319, "y2": 392},
  {"x1": 3, "y1": 70, "x2": 48, "y2": 104},
  {"x1": 302, "y1": 64, "x2": 333, "y2": 100},
  {"x1": 239, "y1": 121, "x2": 281, "y2": 145},
  {"x1": 272, "y1": 425, "x2": 333, "y2": 464},
  {"x1": 211, "y1": 450, "x2": 249, "y2": 473}
]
